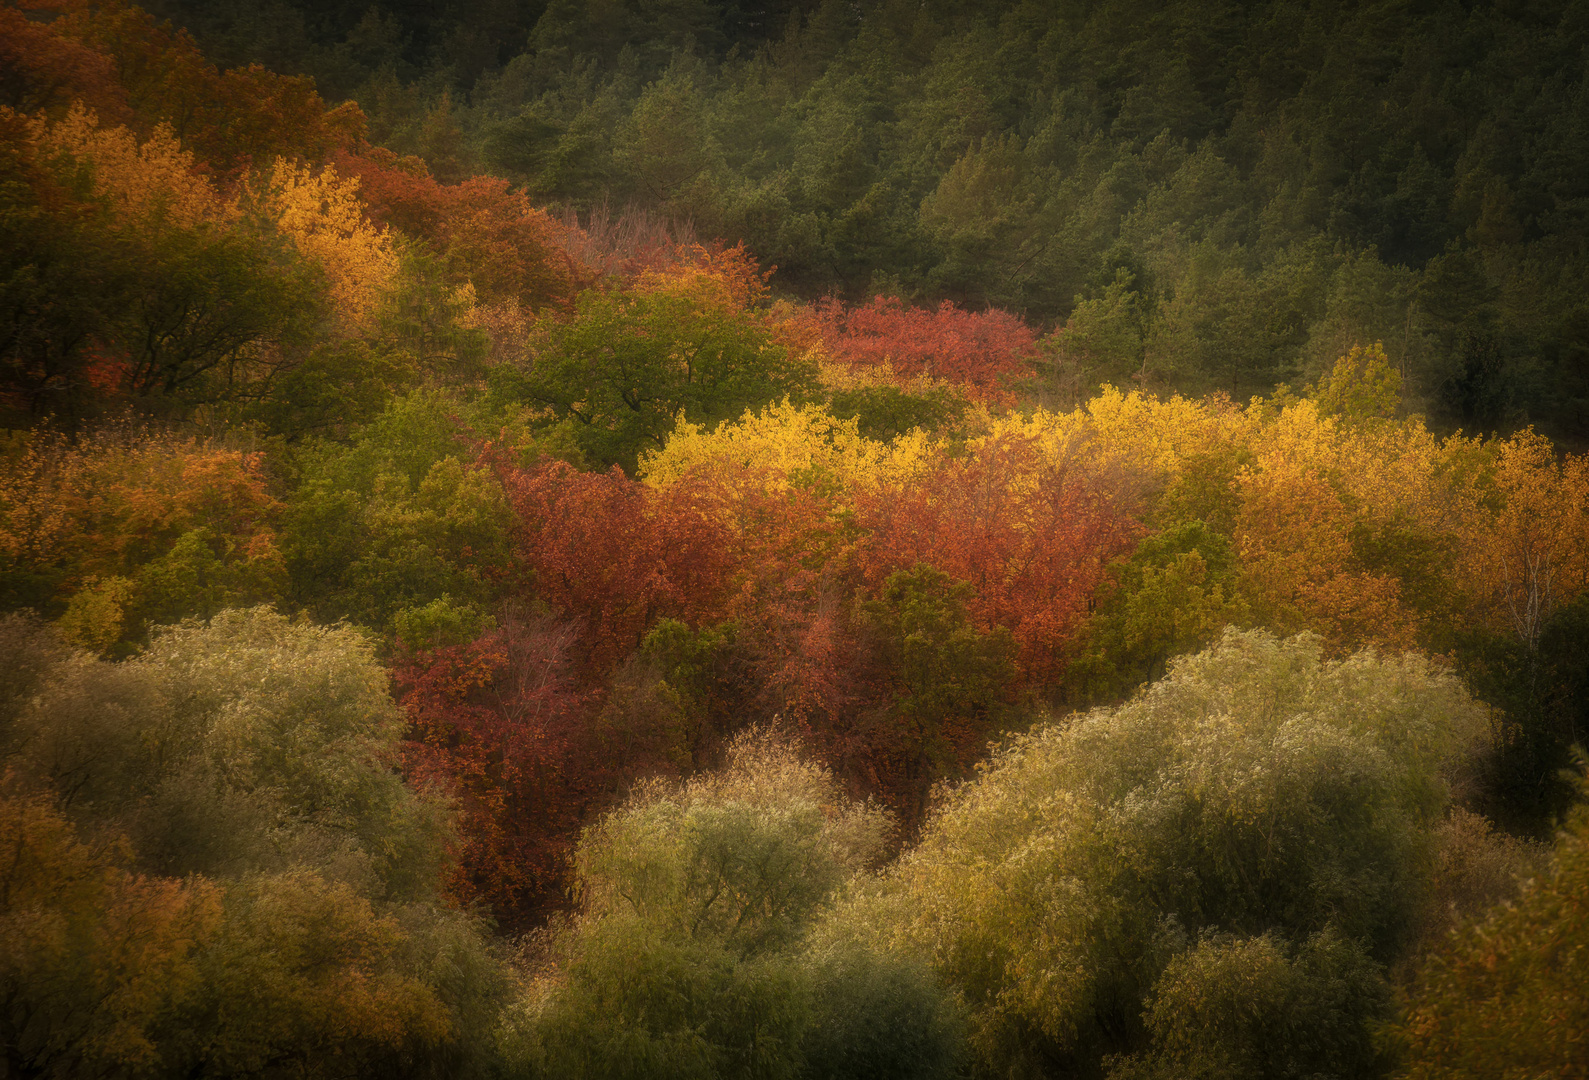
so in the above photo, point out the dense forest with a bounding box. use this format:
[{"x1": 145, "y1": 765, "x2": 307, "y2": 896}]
[{"x1": 1, "y1": 1, "x2": 1587, "y2": 1077}]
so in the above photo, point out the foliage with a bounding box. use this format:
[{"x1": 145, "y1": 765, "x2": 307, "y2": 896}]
[
  {"x1": 497, "y1": 457, "x2": 733, "y2": 673},
  {"x1": 495, "y1": 283, "x2": 816, "y2": 473},
  {"x1": 282, "y1": 392, "x2": 514, "y2": 638},
  {"x1": 0, "y1": 788, "x2": 222, "y2": 1079},
  {"x1": 1390, "y1": 772, "x2": 1589, "y2": 1080},
  {"x1": 0, "y1": 429, "x2": 286, "y2": 645},
  {"x1": 870, "y1": 630, "x2": 1486, "y2": 1076},
  {"x1": 852, "y1": 564, "x2": 1016, "y2": 824},
  {"x1": 503, "y1": 730, "x2": 960, "y2": 1080}
]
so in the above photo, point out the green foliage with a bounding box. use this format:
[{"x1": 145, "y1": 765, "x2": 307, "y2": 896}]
[
  {"x1": 1390, "y1": 770, "x2": 1589, "y2": 1080},
  {"x1": 1, "y1": 608, "x2": 451, "y2": 899},
  {"x1": 1311, "y1": 342, "x2": 1405, "y2": 422},
  {"x1": 874, "y1": 629, "x2": 1486, "y2": 1077},
  {"x1": 394, "y1": 594, "x2": 496, "y2": 652},
  {"x1": 0, "y1": 612, "x2": 513, "y2": 1080},
  {"x1": 1456, "y1": 592, "x2": 1589, "y2": 835},
  {"x1": 600, "y1": 617, "x2": 742, "y2": 774},
  {"x1": 497, "y1": 287, "x2": 817, "y2": 473},
  {"x1": 1109, "y1": 929, "x2": 1389, "y2": 1080},
  {"x1": 1067, "y1": 520, "x2": 1249, "y2": 704},
  {"x1": 125, "y1": 220, "x2": 326, "y2": 406},
  {"x1": 283, "y1": 391, "x2": 514, "y2": 637},
  {"x1": 826, "y1": 384, "x2": 965, "y2": 442},
  {"x1": 504, "y1": 730, "x2": 960, "y2": 1080},
  {"x1": 170, "y1": 869, "x2": 454, "y2": 1077},
  {"x1": 860, "y1": 565, "x2": 1016, "y2": 729},
  {"x1": 133, "y1": 607, "x2": 452, "y2": 899}
]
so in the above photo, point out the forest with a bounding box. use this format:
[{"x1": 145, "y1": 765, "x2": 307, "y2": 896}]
[{"x1": 0, "y1": 0, "x2": 1586, "y2": 1077}]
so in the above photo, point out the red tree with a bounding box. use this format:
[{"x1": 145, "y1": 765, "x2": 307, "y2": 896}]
[
  {"x1": 396, "y1": 613, "x2": 592, "y2": 922},
  {"x1": 334, "y1": 147, "x2": 585, "y2": 309},
  {"x1": 495, "y1": 459, "x2": 736, "y2": 675},
  {"x1": 857, "y1": 434, "x2": 1141, "y2": 684},
  {"x1": 800, "y1": 295, "x2": 1039, "y2": 397}
]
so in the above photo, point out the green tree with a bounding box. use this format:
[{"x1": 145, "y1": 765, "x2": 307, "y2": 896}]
[
  {"x1": 1066, "y1": 520, "x2": 1249, "y2": 704},
  {"x1": 283, "y1": 391, "x2": 514, "y2": 638},
  {"x1": 856, "y1": 564, "x2": 1016, "y2": 824},
  {"x1": 870, "y1": 629, "x2": 1487, "y2": 1077},
  {"x1": 497, "y1": 286, "x2": 815, "y2": 473},
  {"x1": 504, "y1": 730, "x2": 960, "y2": 1080}
]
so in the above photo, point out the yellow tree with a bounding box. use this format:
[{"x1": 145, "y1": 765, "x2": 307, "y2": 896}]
[{"x1": 245, "y1": 158, "x2": 398, "y2": 327}]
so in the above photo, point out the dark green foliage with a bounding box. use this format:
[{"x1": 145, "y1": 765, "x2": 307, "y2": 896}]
[
  {"x1": 1108, "y1": 929, "x2": 1389, "y2": 1080},
  {"x1": 860, "y1": 564, "x2": 1015, "y2": 731},
  {"x1": 282, "y1": 391, "x2": 514, "y2": 637},
  {"x1": 1458, "y1": 593, "x2": 1589, "y2": 836},
  {"x1": 826, "y1": 384, "x2": 964, "y2": 442},
  {"x1": 1066, "y1": 520, "x2": 1248, "y2": 705},
  {"x1": 855, "y1": 564, "x2": 1017, "y2": 824},
  {"x1": 495, "y1": 287, "x2": 816, "y2": 473}
]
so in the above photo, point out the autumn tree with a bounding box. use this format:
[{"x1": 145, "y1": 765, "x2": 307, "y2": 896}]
[
  {"x1": 0, "y1": 430, "x2": 287, "y2": 650},
  {"x1": 497, "y1": 457, "x2": 734, "y2": 673},
  {"x1": 396, "y1": 611, "x2": 591, "y2": 922},
  {"x1": 494, "y1": 284, "x2": 816, "y2": 473},
  {"x1": 864, "y1": 630, "x2": 1486, "y2": 1077},
  {"x1": 1389, "y1": 769, "x2": 1589, "y2": 1080},
  {"x1": 858, "y1": 430, "x2": 1141, "y2": 685},
  {"x1": 801, "y1": 295, "x2": 1038, "y2": 398},
  {"x1": 502, "y1": 730, "x2": 962, "y2": 1080}
]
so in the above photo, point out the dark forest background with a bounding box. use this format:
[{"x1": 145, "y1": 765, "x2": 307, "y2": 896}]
[{"x1": 143, "y1": 0, "x2": 1589, "y2": 444}]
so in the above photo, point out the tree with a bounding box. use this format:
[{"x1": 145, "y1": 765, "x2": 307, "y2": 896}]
[
  {"x1": 852, "y1": 564, "x2": 1016, "y2": 825},
  {"x1": 0, "y1": 789, "x2": 222, "y2": 1080},
  {"x1": 283, "y1": 392, "x2": 515, "y2": 638},
  {"x1": 869, "y1": 630, "x2": 1487, "y2": 1077},
  {"x1": 799, "y1": 295, "x2": 1038, "y2": 399},
  {"x1": 1390, "y1": 770, "x2": 1589, "y2": 1080},
  {"x1": 502, "y1": 730, "x2": 960, "y2": 1080},
  {"x1": 396, "y1": 611, "x2": 592, "y2": 923},
  {"x1": 1066, "y1": 519, "x2": 1249, "y2": 705},
  {"x1": 497, "y1": 284, "x2": 816, "y2": 473},
  {"x1": 498, "y1": 458, "x2": 734, "y2": 673}
]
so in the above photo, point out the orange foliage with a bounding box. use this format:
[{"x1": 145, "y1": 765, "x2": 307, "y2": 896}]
[
  {"x1": 1450, "y1": 428, "x2": 1589, "y2": 647},
  {"x1": 857, "y1": 434, "x2": 1140, "y2": 683},
  {"x1": 0, "y1": 430, "x2": 284, "y2": 609},
  {"x1": 631, "y1": 241, "x2": 772, "y2": 313},
  {"x1": 495, "y1": 458, "x2": 735, "y2": 674},
  {"x1": 335, "y1": 147, "x2": 584, "y2": 309},
  {"x1": 797, "y1": 295, "x2": 1038, "y2": 398},
  {"x1": 1235, "y1": 462, "x2": 1416, "y2": 648}
]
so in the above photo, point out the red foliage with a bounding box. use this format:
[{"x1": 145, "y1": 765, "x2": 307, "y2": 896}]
[
  {"x1": 0, "y1": 6, "x2": 130, "y2": 122},
  {"x1": 496, "y1": 459, "x2": 736, "y2": 674},
  {"x1": 397, "y1": 614, "x2": 594, "y2": 921},
  {"x1": 37, "y1": 0, "x2": 356, "y2": 175},
  {"x1": 857, "y1": 435, "x2": 1141, "y2": 684},
  {"x1": 335, "y1": 147, "x2": 585, "y2": 308},
  {"x1": 800, "y1": 295, "x2": 1039, "y2": 397}
]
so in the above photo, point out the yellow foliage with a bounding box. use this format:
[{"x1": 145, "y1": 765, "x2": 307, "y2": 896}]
[
  {"x1": 641, "y1": 398, "x2": 936, "y2": 495},
  {"x1": 245, "y1": 158, "x2": 397, "y2": 325},
  {"x1": 28, "y1": 103, "x2": 229, "y2": 230},
  {"x1": 1450, "y1": 428, "x2": 1589, "y2": 644},
  {"x1": 56, "y1": 575, "x2": 137, "y2": 655}
]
